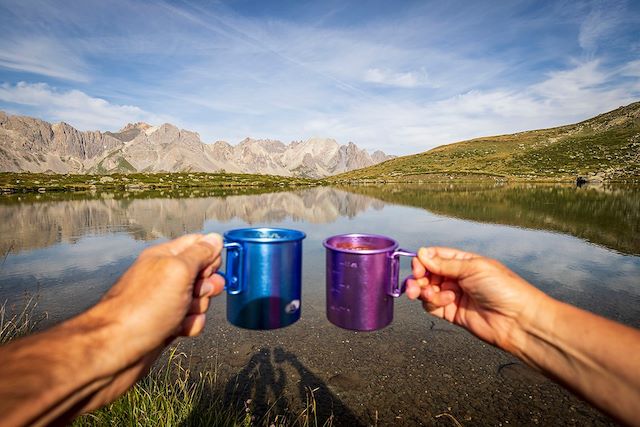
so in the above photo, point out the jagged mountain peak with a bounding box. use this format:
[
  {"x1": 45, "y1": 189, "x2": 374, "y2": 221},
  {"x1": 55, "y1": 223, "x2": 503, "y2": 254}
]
[
  {"x1": 119, "y1": 122, "x2": 152, "y2": 133},
  {"x1": 0, "y1": 111, "x2": 394, "y2": 177}
]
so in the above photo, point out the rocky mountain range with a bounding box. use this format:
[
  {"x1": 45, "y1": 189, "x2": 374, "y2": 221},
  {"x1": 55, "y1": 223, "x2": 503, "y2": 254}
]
[{"x1": 0, "y1": 111, "x2": 394, "y2": 178}]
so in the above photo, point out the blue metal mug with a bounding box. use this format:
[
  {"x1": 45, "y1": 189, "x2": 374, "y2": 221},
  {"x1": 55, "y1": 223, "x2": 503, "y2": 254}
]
[{"x1": 221, "y1": 227, "x2": 306, "y2": 330}]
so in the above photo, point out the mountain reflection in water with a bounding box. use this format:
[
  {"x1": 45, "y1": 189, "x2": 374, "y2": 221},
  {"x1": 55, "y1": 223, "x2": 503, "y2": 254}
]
[
  {"x1": 2, "y1": 183, "x2": 638, "y2": 255},
  {"x1": 0, "y1": 188, "x2": 383, "y2": 254}
]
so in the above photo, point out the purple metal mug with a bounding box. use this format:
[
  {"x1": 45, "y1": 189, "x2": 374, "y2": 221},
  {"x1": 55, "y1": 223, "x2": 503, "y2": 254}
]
[{"x1": 323, "y1": 234, "x2": 416, "y2": 331}]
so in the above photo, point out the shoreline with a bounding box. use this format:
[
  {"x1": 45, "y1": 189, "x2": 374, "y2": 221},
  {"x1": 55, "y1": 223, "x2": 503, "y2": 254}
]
[
  {"x1": 0, "y1": 172, "x2": 319, "y2": 194},
  {"x1": 1, "y1": 171, "x2": 638, "y2": 195}
]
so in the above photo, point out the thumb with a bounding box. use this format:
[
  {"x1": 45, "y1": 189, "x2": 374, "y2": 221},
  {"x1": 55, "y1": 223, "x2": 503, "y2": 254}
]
[
  {"x1": 177, "y1": 233, "x2": 223, "y2": 273},
  {"x1": 417, "y1": 247, "x2": 475, "y2": 280}
]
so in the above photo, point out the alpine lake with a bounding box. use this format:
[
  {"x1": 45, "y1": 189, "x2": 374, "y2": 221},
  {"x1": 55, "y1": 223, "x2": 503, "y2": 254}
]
[{"x1": 1, "y1": 182, "x2": 638, "y2": 426}]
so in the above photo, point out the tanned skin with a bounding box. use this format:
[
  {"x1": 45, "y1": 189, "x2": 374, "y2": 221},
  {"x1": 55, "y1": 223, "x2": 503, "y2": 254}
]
[
  {"x1": 0, "y1": 233, "x2": 225, "y2": 427},
  {"x1": 406, "y1": 247, "x2": 640, "y2": 427}
]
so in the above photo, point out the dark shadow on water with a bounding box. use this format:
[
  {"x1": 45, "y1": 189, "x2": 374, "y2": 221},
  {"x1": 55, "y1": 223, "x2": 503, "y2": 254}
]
[{"x1": 180, "y1": 346, "x2": 364, "y2": 426}]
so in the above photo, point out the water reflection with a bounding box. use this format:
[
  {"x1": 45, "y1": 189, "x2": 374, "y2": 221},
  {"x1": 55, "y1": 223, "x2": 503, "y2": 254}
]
[
  {"x1": 0, "y1": 183, "x2": 637, "y2": 425},
  {"x1": 339, "y1": 183, "x2": 640, "y2": 255},
  {"x1": 0, "y1": 188, "x2": 383, "y2": 255}
]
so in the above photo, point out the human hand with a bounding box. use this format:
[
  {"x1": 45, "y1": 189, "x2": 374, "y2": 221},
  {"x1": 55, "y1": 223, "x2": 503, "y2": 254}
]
[
  {"x1": 99, "y1": 233, "x2": 224, "y2": 350},
  {"x1": 405, "y1": 247, "x2": 547, "y2": 353},
  {"x1": 73, "y1": 233, "x2": 225, "y2": 412}
]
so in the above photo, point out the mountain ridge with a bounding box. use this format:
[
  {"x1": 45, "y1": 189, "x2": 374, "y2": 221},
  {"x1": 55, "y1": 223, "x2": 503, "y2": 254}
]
[{"x1": 0, "y1": 112, "x2": 394, "y2": 178}]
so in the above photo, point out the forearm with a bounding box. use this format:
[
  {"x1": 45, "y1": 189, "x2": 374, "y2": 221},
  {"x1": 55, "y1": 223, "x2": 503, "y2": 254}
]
[
  {"x1": 0, "y1": 307, "x2": 124, "y2": 427},
  {"x1": 513, "y1": 295, "x2": 640, "y2": 425}
]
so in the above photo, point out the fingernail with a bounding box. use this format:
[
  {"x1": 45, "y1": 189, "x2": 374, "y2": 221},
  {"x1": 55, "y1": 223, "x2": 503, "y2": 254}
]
[
  {"x1": 202, "y1": 233, "x2": 223, "y2": 247},
  {"x1": 418, "y1": 247, "x2": 434, "y2": 259},
  {"x1": 201, "y1": 282, "x2": 214, "y2": 296}
]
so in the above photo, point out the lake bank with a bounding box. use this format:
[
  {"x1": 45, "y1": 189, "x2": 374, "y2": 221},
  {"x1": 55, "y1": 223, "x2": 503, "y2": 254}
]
[
  {"x1": 327, "y1": 171, "x2": 640, "y2": 185},
  {"x1": 2, "y1": 170, "x2": 638, "y2": 197},
  {"x1": 0, "y1": 172, "x2": 319, "y2": 194}
]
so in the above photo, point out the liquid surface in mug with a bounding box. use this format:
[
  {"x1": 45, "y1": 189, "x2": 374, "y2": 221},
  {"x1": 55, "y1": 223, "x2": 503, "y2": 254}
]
[{"x1": 334, "y1": 242, "x2": 377, "y2": 251}]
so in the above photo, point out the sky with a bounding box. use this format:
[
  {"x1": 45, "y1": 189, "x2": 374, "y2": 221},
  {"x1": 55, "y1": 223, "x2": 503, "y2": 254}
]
[{"x1": 0, "y1": 0, "x2": 639, "y2": 155}]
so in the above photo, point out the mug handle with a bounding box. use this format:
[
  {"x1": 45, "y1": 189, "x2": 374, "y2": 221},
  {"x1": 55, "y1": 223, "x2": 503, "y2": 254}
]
[
  {"x1": 388, "y1": 249, "x2": 417, "y2": 297},
  {"x1": 222, "y1": 241, "x2": 244, "y2": 295}
]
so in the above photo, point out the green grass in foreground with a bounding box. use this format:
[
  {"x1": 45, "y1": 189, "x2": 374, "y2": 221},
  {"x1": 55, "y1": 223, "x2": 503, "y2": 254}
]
[
  {"x1": 73, "y1": 348, "x2": 333, "y2": 427},
  {"x1": 0, "y1": 299, "x2": 334, "y2": 427},
  {"x1": 0, "y1": 296, "x2": 45, "y2": 345},
  {"x1": 72, "y1": 348, "x2": 244, "y2": 427}
]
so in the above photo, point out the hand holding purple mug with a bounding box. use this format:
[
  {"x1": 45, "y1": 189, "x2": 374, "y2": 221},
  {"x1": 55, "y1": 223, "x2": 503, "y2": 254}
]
[{"x1": 406, "y1": 246, "x2": 640, "y2": 426}]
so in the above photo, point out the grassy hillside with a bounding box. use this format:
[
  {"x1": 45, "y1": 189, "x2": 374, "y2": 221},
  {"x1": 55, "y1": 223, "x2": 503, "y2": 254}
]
[{"x1": 329, "y1": 102, "x2": 640, "y2": 182}]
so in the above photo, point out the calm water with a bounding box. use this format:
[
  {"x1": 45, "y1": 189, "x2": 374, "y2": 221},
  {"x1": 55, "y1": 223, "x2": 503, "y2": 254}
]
[{"x1": 1, "y1": 184, "x2": 638, "y2": 425}]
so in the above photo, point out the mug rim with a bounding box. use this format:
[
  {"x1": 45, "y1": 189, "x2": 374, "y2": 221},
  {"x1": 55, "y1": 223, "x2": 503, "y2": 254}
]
[
  {"x1": 322, "y1": 233, "x2": 399, "y2": 255},
  {"x1": 224, "y1": 227, "x2": 306, "y2": 243}
]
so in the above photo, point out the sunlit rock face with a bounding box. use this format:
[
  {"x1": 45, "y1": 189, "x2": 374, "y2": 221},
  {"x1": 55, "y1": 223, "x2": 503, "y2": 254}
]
[{"x1": 0, "y1": 112, "x2": 394, "y2": 177}]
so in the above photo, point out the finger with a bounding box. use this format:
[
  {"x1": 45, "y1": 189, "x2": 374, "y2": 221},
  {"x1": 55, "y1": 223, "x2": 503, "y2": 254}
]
[
  {"x1": 144, "y1": 234, "x2": 203, "y2": 256},
  {"x1": 419, "y1": 284, "x2": 439, "y2": 301},
  {"x1": 405, "y1": 279, "x2": 421, "y2": 300},
  {"x1": 199, "y1": 255, "x2": 222, "y2": 279},
  {"x1": 422, "y1": 300, "x2": 445, "y2": 318},
  {"x1": 193, "y1": 274, "x2": 225, "y2": 297},
  {"x1": 179, "y1": 314, "x2": 207, "y2": 337},
  {"x1": 415, "y1": 277, "x2": 429, "y2": 288},
  {"x1": 418, "y1": 247, "x2": 476, "y2": 279},
  {"x1": 193, "y1": 277, "x2": 213, "y2": 297},
  {"x1": 427, "y1": 247, "x2": 479, "y2": 260},
  {"x1": 427, "y1": 289, "x2": 456, "y2": 307},
  {"x1": 412, "y1": 257, "x2": 427, "y2": 279},
  {"x1": 188, "y1": 297, "x2": 210, "y2": 314},
  {"x1": 420, "y1": 290, "x2": 456, "y2": 308},
  {"x1": 177, "y1": 233, "x2": 223, "y2": 273},
  {"x1": 430, "y1": 273, "x2": 443, "y2": 287},
  {"x1": 443, "y1": 298, "x2": 459, "y2": 322},
  {"x1": 209, "y1": 274, "x2": 225, "y2": 296}
]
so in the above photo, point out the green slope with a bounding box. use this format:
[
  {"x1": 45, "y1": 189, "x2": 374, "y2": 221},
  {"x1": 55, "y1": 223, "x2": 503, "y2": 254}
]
[{"x1": 329, "y1": 102, "x2": 640, "y2": 182}]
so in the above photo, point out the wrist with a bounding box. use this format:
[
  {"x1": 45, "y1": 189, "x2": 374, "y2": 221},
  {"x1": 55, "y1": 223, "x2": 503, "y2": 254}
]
[
  {"x1": 81, "y1": 299, "x2": 143, "y2": 371},
  {"x1": 493, "y1": 283, "x2": 554, "y2": 359},
  {"x1": 509, "y1": 290, "x2": 560, "y2": 364}
]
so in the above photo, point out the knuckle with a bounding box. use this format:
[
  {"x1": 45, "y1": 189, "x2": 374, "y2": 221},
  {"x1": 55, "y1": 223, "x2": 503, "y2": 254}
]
[
  {"x1": 158, "y1": 257, "x2": 192, "y2": 278},
  {"x1": 195, "y1": 242, "x2": 215, "y2": 260},
  {"x1": 471, "y1": 257, "x2": 490, "y2": 270}
]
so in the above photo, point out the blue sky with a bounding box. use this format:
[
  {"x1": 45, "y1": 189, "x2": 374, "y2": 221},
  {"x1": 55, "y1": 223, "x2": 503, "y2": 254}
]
[{"x1": 0, "y1": 0, "x2": 639, "y2": 155}]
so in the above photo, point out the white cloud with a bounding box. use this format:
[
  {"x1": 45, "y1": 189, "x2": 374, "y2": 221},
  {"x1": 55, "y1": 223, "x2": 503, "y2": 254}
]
[
  {"x1": 0, "y1": 82, "x2": 168, "y2": 131},
  {"x1": 363, "y1": 67, "x2": 431, "y2": 88},
  {"x1": 621, "y1": 60, "x2": 640, "y2": 77},
  {"x1": 293, "y1": 59, "x2": 640, "y2": 154},
  {"x1": 533, "y1": 60, "x2": 607, "y2": 99},
  {"x1": 0, "y1": 37, "x2": 89, "y2": 82},
  {"x1": 578, "y1": 1, "x2": 625, "y2": 51}
]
